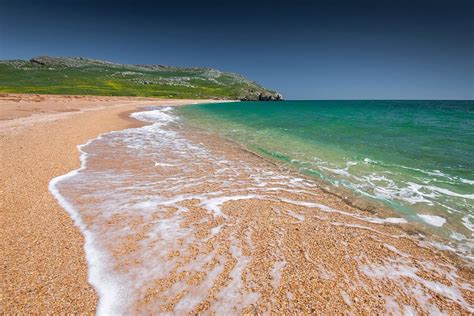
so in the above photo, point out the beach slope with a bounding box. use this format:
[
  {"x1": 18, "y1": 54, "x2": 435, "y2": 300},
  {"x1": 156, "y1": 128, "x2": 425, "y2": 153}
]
[{"x1": 0, "y1": 94, "x2": 214, "y2": 313}]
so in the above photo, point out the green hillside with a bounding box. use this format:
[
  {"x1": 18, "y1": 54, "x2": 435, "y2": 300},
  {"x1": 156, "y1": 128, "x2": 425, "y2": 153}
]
[{"x1": 0, "y1": 56, "x2": 282, "y2": 100}]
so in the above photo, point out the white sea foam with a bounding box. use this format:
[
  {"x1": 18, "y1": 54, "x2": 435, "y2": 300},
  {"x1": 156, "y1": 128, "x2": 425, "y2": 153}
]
[
  {"x1": 278, "y1": 198, "x2": 407, "y2": 225},
  {"x1": 317, "y1": 264, "x2": 334, "y2": 280},
  {"x1": 130, "y1": 106, "x2": 176, "y2": 123},
  {"x1": 200, "y1": 195, "x2": 259, "y2": 217},
  {"x1": 49, "y1": 138, "x2": 129, "y2": 315},
  {"x1": 320, "y1": 165, "x2": 351, "y2": 177},
  {"x1": 341, "y1": 291, "x2": 353, "y2": 308},
  {"x1": 209, "y1": 238, "x2": 260, "y2": 313},
  {"x1": 359, "y1": 258, "x2": 474, "y2": 313},
  {"x1": 417, "y1": 214, "x2": 446, "y2": 227},
  {"x1": 286, "y1": 209, "x2": 305, "y2": 222},
  {"x1": 154, "y1": 161, "x2": 175, "y2": 167},
  {"x1": 383, "y1": 243, "x2": 410, "y2": 257},
  {"x1": 383, "y1": 296, "x2": 401, "y2": 314},
  {"x1": 462, "y1": 215, "x2": 474, "y2": 232},
  {"x1": 310, "y1": 154, "x2": 472, "y2": 239},
  {"x1": 450, "y1": 232, "x2": 466, "y2": 241},
  {"x1": 270, "y1": 260, "x2": 286, "y2": 289},
  {"x1": 426, "y1": 186, "x2": 474, "y2": 199},
  {"x1": 174, "y1": 262, "x2": 224, "y2": 312},
  {"x1": 459, "y1": 178, "x2": 474, "y2": 185}
]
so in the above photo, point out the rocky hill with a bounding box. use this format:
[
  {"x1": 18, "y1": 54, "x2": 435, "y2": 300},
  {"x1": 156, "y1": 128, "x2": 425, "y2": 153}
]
[{"x1": 0, "y1": 56, "x2": 282, "y2": 100}]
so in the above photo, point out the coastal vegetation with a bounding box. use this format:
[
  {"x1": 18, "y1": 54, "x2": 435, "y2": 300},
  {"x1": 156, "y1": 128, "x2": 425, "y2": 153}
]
[{"x1": 0, "y1": 56, "x2": 281, "y2": 100}]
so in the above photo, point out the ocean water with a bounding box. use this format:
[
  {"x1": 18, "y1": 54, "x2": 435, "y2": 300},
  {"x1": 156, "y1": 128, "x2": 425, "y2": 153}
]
[{"x1": 178, "y1": 100, "x2": 474, "y2": 256}]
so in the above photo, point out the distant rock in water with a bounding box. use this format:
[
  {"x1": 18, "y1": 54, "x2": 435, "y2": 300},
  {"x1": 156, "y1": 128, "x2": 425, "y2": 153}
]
[
  {"x1": 0, "y1": 56, "x2": 281, "y2": 100},
  {"x1": 240, "y1": 91, "x2": 283, "y2": 101},
  {"x1": 258, "y1": 92, "x2": 283, "y2": 101}
]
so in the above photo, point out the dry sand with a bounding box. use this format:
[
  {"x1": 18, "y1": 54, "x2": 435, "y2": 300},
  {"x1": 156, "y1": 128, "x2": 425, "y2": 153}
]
[{"x1": 0, "y1": 94, "x2": 214, "y2": 313}]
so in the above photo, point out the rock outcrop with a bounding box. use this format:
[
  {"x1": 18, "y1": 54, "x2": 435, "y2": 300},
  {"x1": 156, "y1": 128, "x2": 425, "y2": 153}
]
[
  {"x1": 240, "y1": 92, "x2": 283, "y2": 101},
  {"x1": 258, "y1": 92, "x2": 283, "y2": 101}
]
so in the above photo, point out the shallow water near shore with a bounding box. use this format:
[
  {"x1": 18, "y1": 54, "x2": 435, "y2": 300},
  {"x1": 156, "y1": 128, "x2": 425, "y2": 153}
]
[
  {"x1": 50, "y1": 105, "x2": 474, "y2": 314},
  {"x1": 178, "y1": 100, "x2": 474, "y2": 259}
]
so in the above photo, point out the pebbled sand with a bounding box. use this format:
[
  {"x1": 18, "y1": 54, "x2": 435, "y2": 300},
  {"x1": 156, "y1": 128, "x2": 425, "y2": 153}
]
[{"x1": 0, "y1": 94, "x2": 215, "y2": 313}]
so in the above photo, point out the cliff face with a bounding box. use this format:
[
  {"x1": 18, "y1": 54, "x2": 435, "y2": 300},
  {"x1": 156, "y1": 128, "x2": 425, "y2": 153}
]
[{"x1": 0, "y1": 56, "x2": 282, "y2": 100}]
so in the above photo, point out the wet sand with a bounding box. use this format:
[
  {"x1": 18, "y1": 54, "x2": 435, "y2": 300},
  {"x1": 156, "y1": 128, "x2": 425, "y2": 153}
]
[{"x1": 0, "y1": 94, "x2": 216, "y2": 313}]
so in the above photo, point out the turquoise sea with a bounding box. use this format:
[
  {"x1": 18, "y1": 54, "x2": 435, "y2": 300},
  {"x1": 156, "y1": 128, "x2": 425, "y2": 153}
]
[{"x1": 178, "y1": 100, "x2": 474, "y2": 258}]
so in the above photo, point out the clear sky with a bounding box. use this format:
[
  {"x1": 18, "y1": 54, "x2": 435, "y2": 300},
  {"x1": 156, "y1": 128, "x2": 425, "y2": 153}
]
[{"x1": 1, "y1": 0, "x2": 473, "y2": 99}]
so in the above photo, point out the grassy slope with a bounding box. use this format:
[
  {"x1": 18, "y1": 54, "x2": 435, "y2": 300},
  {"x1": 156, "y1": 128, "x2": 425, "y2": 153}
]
[{"x1": 0, "y1": 57, "x2": 278, "y2": 99}]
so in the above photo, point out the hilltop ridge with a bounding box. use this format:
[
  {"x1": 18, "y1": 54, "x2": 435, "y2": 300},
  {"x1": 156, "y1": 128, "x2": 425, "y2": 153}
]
[{"x1": 0, "y1": 56, "x2": 282, "y2": 100}]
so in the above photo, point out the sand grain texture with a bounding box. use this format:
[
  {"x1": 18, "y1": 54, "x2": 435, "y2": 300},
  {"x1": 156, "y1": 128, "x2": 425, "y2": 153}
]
[{"x1": 0, "y1": 94, "x2": 213, "y2": 313}]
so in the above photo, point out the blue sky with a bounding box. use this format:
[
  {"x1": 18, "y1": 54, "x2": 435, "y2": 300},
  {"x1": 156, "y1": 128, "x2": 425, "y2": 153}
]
[{"x1": 1, "y1": 0, "x2": 473, "y2": 99}]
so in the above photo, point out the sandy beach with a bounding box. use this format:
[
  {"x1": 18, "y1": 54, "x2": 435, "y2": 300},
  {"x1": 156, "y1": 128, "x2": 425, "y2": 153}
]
[
  {"x1": 3, "y1": 0, "x2": 472, "y2": 313},
  {"x1": 1, "y1": 94, "x2": 473, "y2": 314},
  {"x1": 0, "y1": 94, "x2": 214, "y2": 313}
]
